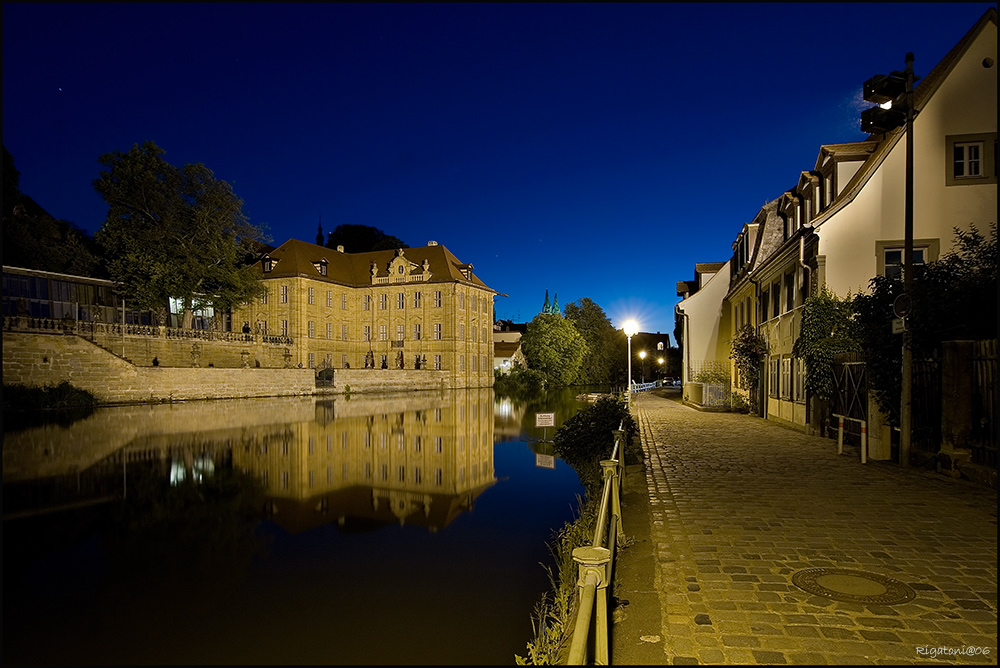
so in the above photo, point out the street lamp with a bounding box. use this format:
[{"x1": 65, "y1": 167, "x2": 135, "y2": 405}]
[
  {"x1": 639, "y1": 350, "x2": 647, "y2": 383},
  {"x1": 657, "y1": 357, "x2": 665, "y2": 381},
  {"x1": 623, "y1": 320, "x2": 638, "y2": 406}
]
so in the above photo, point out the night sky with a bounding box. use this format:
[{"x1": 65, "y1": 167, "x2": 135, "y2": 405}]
[{"x1": 3, "y1": 3, "x2": 993, "y2": 335}]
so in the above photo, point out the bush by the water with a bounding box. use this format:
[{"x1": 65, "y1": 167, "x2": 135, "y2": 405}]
[
  {"x1": 552, "y1": 395, "x2": 639, "y2": 497},
  {"x1": 3, "y1": 381, "x2": 97, "y2": 410},
  {"x1": 3, "y1": 382, "x2": 97, "y2": 431}
]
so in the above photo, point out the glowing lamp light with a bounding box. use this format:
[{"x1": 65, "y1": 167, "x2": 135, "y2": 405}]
[{"x1": 623, "y1": 319, "x2": 639, "y2": 406}]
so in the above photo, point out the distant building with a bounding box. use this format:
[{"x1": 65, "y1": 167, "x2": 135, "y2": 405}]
[
  {"x1": 233, "y1": 238, "x2": 498, "y2": 387},
  {"x1": 493, "y1": 318, "x2": 527, "y2": 374}
]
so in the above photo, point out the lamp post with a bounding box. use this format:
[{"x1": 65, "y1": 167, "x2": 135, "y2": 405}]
[
  {"x1": 623, "y1": 320, "x2": 638, "y2": 407},
  {"x1": 657, "y1": 357, "x2": 665, "y2": 382},
  {"x1": 639, "y1": 350, "x2": 647, "y2": 384}
]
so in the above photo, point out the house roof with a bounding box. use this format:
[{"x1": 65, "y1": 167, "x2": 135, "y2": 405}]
[
  {"x1": 493, "y1": 341, "x2": 522, "y2": 356},
  {"x1": 255, "y1": 238, "x2": 497, "y2": 292}
]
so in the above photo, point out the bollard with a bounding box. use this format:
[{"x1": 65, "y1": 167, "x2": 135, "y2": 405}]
[
  {"x1": 861, "y1": 421, "x2": 868, "y2": 464},
  {"x1": 837, "y1": 415, "x2": 844, "y2": 455}
]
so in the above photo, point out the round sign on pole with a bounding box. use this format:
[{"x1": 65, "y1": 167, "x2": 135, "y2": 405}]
[{"x1": 893, "y1": 293, "x2": 912, "y2": 318}]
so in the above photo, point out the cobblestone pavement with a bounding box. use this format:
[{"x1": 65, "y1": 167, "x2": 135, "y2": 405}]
[{"x1": 612, "y1": 390, "x2": 997, "y2": 665}]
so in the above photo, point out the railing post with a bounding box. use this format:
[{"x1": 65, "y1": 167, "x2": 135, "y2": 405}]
[
  {"x1": 568, "y1": 546, "x2": 611, "y2": 665},
  {"x1": 601, "y1": 459, "x2": 624, "y2": 550},
  {"x1": 612, "y1": 428, "x2": 625, "y2": 489}
]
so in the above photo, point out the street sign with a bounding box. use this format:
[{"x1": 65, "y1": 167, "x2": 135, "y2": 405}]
[
  {"x1": 893, "y1": 294, "x2": 912, "y2": 318},
  {"x1": 892, "y1": 317, "x2": 906, "y2": 334},
  {"x1": 535, "y1": 412, "x2": 555, "y2": 428}
]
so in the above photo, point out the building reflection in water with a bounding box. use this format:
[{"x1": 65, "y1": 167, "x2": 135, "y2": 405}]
[{"x1": 2, "y1": 389, "x2": 496, "y2": 535}]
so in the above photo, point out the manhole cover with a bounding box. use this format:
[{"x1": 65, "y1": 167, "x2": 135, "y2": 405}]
[{"x1": 791, "y1": 568, "x2": 916, "y2": 604}]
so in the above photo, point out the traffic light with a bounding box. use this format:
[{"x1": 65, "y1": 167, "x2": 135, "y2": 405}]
[{"x1": 861, "y1": 71, "x2": 908, "y2": 134}]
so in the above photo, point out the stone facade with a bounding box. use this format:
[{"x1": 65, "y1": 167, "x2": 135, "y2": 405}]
[{"x1": 232, "y1": 239, "x2": 497, "y2": 390}]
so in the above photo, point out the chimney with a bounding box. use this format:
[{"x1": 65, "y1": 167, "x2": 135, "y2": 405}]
[{"x1": 336, "y1": 245, "x2": 345, "y2": 253}]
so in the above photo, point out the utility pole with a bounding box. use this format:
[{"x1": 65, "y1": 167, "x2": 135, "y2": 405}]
[
  {"x1": 861, "y1": 53, "x2": 919, "y2": 467},
  {"x1": 900, "y1": 52, "x2": 916, "y2": 467}
]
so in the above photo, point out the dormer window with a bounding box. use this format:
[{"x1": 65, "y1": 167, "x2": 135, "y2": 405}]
[
  {"x1": 318, "y1": 259, "x2": 328, "y2": 276},
  {"x1": 262, "y1": 256, "x2": 273, "y2": 273}
]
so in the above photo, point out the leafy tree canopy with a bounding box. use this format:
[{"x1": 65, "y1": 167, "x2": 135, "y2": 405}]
[
  {"x1": 93, "y1": 141, "x2": 268, "y2": 326},
  {"x1": 521, "y1": 313, "x2": 589, "y2": 386},
  {"x1": 852, "y1": 223, "x2": 997, "y2": 424},
  {"x1": 324, "y1": 224, "x2": 408, "y2": 253},
  {"x1": 791, "y1": 286, "x2": 859, "y2": 401},
  {"x1": 3, "y1": 145, "x2": 104, "y2": 276},
  {"x1": 563, "y1": 298, "x2": 619, "y2": 384}
]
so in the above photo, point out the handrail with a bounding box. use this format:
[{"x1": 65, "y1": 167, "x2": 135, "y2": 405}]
[{"x1": 567, "y1": 420, "x2": 627, "y2": 665}]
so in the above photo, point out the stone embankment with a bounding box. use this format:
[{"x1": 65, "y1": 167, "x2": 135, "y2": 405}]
[{"x1": 2, "y1": 331, "x2": 460, "y2": 404}]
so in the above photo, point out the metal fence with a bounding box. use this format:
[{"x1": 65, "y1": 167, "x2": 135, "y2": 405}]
[{"x1": 566, "y1": 422, "x2": 626, "y2": 665}]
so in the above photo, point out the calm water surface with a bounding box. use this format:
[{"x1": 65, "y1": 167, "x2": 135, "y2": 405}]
[{"x1": 3, "y1": 388, "x2": 596, "y2": 665}]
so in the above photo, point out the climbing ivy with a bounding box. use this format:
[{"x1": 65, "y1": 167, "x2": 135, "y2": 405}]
[
  {"x1": 729, "y1": 324, "x2": 769, "y2": 412},
  {"x1": 792, "y1": 286, "x2": 860, "y2": 401}
]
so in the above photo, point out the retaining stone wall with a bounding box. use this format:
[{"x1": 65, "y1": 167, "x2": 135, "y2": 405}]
[{"x1": 3, "y1": 331, "x2": 487, "y2": 403}]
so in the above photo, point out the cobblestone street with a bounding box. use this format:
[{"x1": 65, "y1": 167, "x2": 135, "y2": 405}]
[{"x1": 612, "y1": 390, "x2": 997, "y2": 665}]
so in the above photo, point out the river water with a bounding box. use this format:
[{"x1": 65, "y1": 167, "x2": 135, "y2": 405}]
[{"x1": 3, "y1": 387, "x2": 599, "y2": 665}]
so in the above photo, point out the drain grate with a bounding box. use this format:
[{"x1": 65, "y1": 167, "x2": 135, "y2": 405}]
[{"x1": 791, "y1": 568, "x2": 917, "y2": 605}]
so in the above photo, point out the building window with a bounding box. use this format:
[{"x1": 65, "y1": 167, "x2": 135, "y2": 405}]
[
  {"x1": 793, "y1": 358, "x2": 806, "y2": 403},
  {"x1": 319, "y1": 260, "x2": 327, "y2": 276},
  {"x1": 342, "y1": 324, "x2": 348, "y2": 341},
  {"x1": 326, "y1": 291, "x2": 332, "y2": 307},
  {"x1": 784, "y1": 272, "x2": 794, "y2": 312},
  {"x1": 398, "y1": 466, "x2": 405, "y2": 482},
  {"x1": 415, "y1": 467, "x2": 422, "y2": 484},
  {"x1": 308, "y1": 321, "x2": 315, "y2": 338},
  {"x1": 308, "y1": 352, "x2": 315, "y2": 368},
  {"x1": 956, "y1": 142, "x2": 982, "y2": 178},
  {"x1": 459, "y1": 324, "x2": 465, "y2": 340},
  {"x1": 434, "y1": 291, "x2": 442, "y2": 307},
  {"x1": 280, "y1": 285, "x2": 288, "y2": 303},
  {"x1": 379, "y1": 293, "x2": 387, "y2": 310},
  {"x1": 396, "y1": 324, "x2": 404, "y2": 341},
  {"x1": 363, "y1": 294, "x2": 371, "y2": 311},
  {"x1": 380, "y1": 354, "x2": 388, "y2": 368},
  {"x1": 326, "y1": 322, "x2": 332, "y2": 339},
  {"x1": 260, "y1": 289, "x2": 268, "y2": 305},
  {"x1": 342, "y1": 294, "x2": 348, "y2": 310},
  {"x1": 434, "y1": 323, "x2": 442, "y2": 340},
  {"x1": 379, "y1": 325, "x2": 387, "y2": 341},
  {"x1": 263, "y1": 258, "x2": 273, "y2": 273},
  {"x1": 397, "y1": 293, "x2": 405, "y2": 309},
  {"x1": 459, "y1": 355, "x2": 465, "y2": 371},
  {"x1": 876, "y1": 239, "x2": 938, "y2": 279},
  {"x1": 342, "y1": 354, "x2": 348, "y2": 368},
  {"x1": 308, "y1": 287, "x2": 315, "y2": 305},
  {"x1": 363, "y1": 325, "x2": 371, "y2": 341},
  {"x1": 434, "y1": 355, "x2": 442, "y2": 370},
  {"x1": 413, "y1": 323, "x2": 421, "y2": 340},
  {"x1": 413, "y1": 292, "x2": 421, "y2": 308},
  {"x1": 780, "y1": 356, "x2": 791, "y2": 400},
  {"x1": 946, "y1": 133, "x2": 997, "y2": 186},
  {"x1": 459, "y1": 294, "x2": 465, "y2": 309},
  {"x1": 281, "y1": 320, "x2": 288, "y2": 336},
  {"x1": 770, "y1": 283, "x2": 780, "y2": 318},
  {"x1": 768, "y1": 357, "x2": 779, "y2": 398}
]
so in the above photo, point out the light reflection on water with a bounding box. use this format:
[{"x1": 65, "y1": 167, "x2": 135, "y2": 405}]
[{"x1": 3, "y1": 389, "x2": 589, "y2": 665}]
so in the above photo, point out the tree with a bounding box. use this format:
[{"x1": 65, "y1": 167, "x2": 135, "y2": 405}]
[
  {"x1": 791, "y1": 286, "x2": 860, "y2": 401},
  {"x1": 324, "y1": 224, "x2": 408, "y2": 252},
  {"x1": 729, "y1": 324, "x2": 769, "y2": 413},
  {"x1": 563, "y1": 298, "x2": 618, "y2": 384},
  {"x1": 3, "y1": 145, "x2": 104, "y2": 276},
  {"x1": 521, "y1": 313, "x2": 588, "y2": 386},
  {"x1": 853, "y1": 223, "x2": 997, "y2": 424},
  {"x1": 93, "y1": 142, "x2": 268, "y2": 327}
]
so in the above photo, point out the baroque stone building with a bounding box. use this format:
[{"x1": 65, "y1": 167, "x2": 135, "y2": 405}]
[{"x1": 233, "y1": 238, "x2": 498, "y2": 388}]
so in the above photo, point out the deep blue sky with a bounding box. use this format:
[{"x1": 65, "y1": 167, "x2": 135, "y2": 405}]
[{"x1": 3, "y1": 3, "x2": 994, "y2": 336}]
